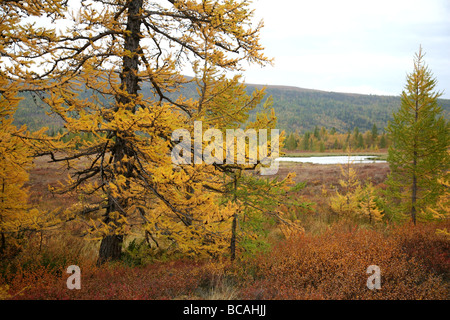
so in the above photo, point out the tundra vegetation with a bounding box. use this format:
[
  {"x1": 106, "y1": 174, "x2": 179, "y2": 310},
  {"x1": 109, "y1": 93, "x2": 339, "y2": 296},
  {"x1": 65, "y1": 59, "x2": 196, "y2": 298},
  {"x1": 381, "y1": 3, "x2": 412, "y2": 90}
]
[{"x1": 0, "y1": 0, "x2": 448, "y2": 300}]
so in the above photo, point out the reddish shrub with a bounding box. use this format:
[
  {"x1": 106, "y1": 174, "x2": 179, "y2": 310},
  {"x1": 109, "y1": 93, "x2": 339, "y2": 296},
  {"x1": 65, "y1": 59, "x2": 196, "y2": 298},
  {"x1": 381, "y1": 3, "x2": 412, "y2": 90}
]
[
  {"x1": 236, "y1": 223, "x2": 449, "y2": 300},
  {"x1": 2, "y1": 222, "x2": 448, "y2": 300},
  {"x1": 2, "y1": 259, "x2": 209, "y2": 300}
]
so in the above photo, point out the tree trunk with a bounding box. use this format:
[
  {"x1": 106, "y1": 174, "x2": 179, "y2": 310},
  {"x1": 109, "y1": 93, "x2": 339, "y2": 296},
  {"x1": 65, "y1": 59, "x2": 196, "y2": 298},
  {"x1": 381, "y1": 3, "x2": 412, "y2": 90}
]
[
  {"x1": 0, "y1": 180, "x2": 5, "y2": 254},
  {"x1": 98, "y1": 234, "x2": 124, "y2": 265},
  {"x1": 97, "y1": 0, "x2": 142, "y2": 264},
  {"x1": 230, "y1": 213, "x2": 237, "y2": 261},
  {"x1": 230, "y1": 173, "x2": 238, "y2": 261},
  {"x1": 411, "y1": 86, "x2": 419, "y2": 226},
  {"x1": 0, "y1": 232, "x2": 5, "y2": 254},
  {"x1": 411, "y1": 170, "x2": 417, "y2": 225}
]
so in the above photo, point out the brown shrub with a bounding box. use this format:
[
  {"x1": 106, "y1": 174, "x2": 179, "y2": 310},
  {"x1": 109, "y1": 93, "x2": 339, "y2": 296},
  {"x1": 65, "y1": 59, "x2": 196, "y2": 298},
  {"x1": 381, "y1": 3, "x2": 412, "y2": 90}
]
[
  {"x1": 2, "y1": 220, "x2": 447, "y2": 300},
  {"x1": 3, "y1": 259, "x2": 209, "y2": 300},
  {"x1": 237, "y1": 222, "x2": 449, "y2": 300}
]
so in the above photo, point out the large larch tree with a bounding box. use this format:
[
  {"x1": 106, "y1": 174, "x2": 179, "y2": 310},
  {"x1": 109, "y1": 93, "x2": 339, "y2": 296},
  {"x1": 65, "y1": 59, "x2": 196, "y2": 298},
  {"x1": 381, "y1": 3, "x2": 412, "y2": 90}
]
[
  {"x1": 4, "y1": 0, "x2": 283, "y2": 263},
  {"x1": 386, "y1": 47, "x2": 449, "y2": 224}
]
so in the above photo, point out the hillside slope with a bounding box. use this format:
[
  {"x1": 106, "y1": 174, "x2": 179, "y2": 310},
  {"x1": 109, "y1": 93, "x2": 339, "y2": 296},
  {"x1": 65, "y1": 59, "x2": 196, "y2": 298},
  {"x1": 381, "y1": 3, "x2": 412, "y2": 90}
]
[
  {"x1": 246, "y1": 83, "x2": 450, "y2": 133},
  {"x1": 13, "y1": 80, "x2": 450, "y2": 133}
]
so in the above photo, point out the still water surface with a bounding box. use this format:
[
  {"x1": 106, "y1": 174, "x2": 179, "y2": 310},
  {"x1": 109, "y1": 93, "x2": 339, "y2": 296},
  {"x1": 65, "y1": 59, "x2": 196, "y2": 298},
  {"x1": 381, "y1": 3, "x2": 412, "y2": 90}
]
[{"x1": 275, "y1": 155, "x2": 386, "y2": 164}]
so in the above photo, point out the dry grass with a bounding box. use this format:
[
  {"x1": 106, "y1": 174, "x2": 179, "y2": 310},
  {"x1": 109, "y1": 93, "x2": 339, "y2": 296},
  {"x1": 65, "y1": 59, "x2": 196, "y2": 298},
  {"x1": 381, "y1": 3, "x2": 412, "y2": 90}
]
[
  {"x1": 268, "y1": 161, "x2": 390, "y2": 234},
  {"x1": 23, "y1": 157, "x2": 393, "y2": 252},
  {"x1": 274, "y1": 161, "x2": 390, "y2": 186},
  {"x1": 26, "y1": 154, "x2": 390, "y2": 211},
  {"x1": 5, "y1": 155, "x2": 446, "y2": 301},
  {"x1": 2, "y1": 221, "x2": 448, "y2": 300},
  {"x1": 25, "y1": 155, "x2": 80, "y2": 212}
]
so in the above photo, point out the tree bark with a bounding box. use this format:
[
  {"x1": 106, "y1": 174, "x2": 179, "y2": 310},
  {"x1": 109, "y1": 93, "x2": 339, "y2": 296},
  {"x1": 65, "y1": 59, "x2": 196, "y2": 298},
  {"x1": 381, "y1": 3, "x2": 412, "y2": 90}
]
[
  {"x1": 98, "y1": 234, "x2": 124, "y2": 265},
  {"x1": 0, "y1": 232, "x2": 5, "y2": 254},
  {"x1": 230, "y1": 213, "x2": 237, "y2": 261},
  {"x1": 230, "y1": 173, "x2": 238, "y2": 261},
  {"x1": 97, "y1": 0, "x2": 143, "y2": 264},
  {"x1": 411, "y1": 167, "x2": 417, "y2": 225},
  {"x1": 411, "y1": 85, "x2": 419, "y2": 226}
]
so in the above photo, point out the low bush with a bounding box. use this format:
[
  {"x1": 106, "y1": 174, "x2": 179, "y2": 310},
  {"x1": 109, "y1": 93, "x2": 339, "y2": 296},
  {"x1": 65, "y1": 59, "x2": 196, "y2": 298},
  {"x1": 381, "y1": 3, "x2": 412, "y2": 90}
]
[
  {"x1": 236, "y1": 222, "x2": 449, "y2": 300},
  {"x1": 1, "y1": 222, "x2": 448, "y2": 300},
  {"x1": 2, "y1": 259, "x2": 209, "y2": 300}
]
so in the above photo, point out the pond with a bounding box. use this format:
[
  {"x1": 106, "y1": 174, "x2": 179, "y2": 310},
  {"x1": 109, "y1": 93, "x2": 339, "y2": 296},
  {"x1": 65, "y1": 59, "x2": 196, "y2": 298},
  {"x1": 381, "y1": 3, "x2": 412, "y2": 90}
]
[{"x1": 275, "y1": 155, "x2": 387, "y2": 165}]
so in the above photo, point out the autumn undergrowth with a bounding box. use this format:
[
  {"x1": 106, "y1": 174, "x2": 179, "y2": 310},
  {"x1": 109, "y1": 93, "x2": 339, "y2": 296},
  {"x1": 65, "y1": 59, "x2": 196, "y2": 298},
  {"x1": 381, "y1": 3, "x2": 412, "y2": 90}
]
[
  {"x1": 1, "y1": 220, "x2": 448, "y2": 300},
  {"x1": 236, "y1": 221, "x2": 449, "y2": 300}
]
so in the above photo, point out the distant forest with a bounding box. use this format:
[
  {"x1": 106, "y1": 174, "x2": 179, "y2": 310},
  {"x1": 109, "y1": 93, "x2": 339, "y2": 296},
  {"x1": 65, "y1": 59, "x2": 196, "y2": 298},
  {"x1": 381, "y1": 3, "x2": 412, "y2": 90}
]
[
  {"x1": 14, "y1": 80, "x2": 450, "y2": 135},
  {"x1": 246, "y1": 84, "x2": 450, "y2": 134}
]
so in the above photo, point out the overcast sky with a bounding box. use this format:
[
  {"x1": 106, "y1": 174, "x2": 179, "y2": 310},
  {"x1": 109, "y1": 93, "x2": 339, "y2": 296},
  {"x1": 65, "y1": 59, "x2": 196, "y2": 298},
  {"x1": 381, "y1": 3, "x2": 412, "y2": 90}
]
[{"x1": 243, "y1": 0, "x2": 450, "y2": 98}]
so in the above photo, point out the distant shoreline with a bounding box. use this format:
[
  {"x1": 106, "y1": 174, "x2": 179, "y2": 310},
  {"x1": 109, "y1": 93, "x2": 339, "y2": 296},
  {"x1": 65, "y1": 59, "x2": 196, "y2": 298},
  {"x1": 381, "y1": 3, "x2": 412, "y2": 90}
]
[{"x1": 281, "y1": 151, "x2": 388, "y2": 161}]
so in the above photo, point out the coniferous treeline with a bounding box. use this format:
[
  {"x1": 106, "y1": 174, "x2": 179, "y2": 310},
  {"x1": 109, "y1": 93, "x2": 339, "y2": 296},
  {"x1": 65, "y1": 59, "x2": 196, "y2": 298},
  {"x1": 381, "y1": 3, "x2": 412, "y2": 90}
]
[
  {"x1": 14, "y1": 81, "x2": 450, "y2": 134},
  {"x1": 283, "y1": 124, "x2": 390, "y2": 152},
  {"x1": 247, "y1": 85, "x2": 450, "y2": 134}
]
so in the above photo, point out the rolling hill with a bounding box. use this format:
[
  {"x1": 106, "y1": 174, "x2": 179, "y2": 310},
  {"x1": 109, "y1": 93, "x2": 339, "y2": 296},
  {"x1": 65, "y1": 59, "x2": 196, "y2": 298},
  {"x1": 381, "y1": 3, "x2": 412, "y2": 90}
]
[
  {"x1": 245, "y1": 83, "x2": 450, "y2": 134},
  {"x1": 13, "y1": 80, "x2": 450, "y2": 134}
]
